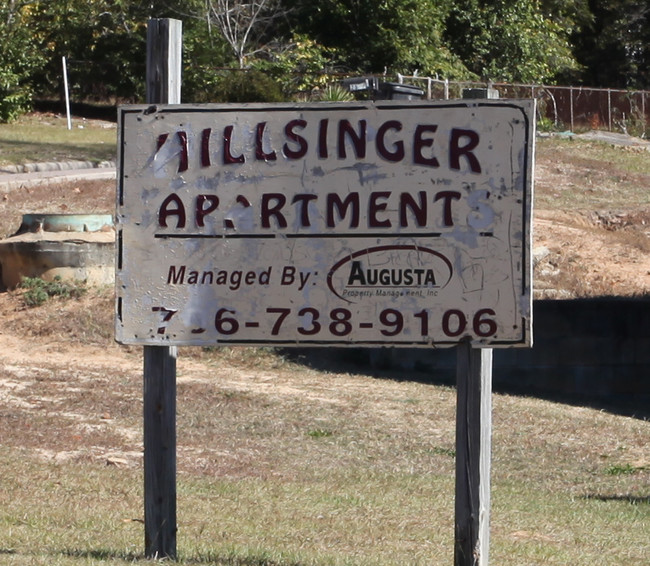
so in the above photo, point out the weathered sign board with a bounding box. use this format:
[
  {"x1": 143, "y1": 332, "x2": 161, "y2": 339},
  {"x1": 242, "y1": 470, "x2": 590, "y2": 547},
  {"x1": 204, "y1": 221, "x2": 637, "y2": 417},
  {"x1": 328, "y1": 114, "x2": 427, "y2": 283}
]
[{"x1": 116, "y1": 100, "x2": 534, "y2": 347}]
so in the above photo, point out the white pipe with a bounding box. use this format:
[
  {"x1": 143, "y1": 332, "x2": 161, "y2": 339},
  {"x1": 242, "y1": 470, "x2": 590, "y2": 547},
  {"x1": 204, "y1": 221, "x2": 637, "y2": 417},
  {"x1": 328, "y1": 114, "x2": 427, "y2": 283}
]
[{"x1": 62, "y1": 56, "x2": 72, "y2": 130}]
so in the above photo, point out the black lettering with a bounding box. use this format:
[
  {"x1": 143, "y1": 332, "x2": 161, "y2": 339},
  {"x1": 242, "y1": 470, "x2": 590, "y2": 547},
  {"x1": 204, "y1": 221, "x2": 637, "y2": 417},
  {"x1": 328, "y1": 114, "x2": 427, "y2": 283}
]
[
  {"x1": 167, "y1": 265, "x2": 186, "y2": 284},
  {"x1": 347, "y1": 261, "x2": 366, "y2": 285}
]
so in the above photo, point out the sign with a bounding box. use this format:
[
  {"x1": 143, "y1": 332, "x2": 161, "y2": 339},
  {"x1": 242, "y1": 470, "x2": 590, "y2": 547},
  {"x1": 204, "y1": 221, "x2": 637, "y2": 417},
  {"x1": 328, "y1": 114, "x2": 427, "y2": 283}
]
[{"x1": 116, "y1": 101, "x2": 534, "y2": 347}]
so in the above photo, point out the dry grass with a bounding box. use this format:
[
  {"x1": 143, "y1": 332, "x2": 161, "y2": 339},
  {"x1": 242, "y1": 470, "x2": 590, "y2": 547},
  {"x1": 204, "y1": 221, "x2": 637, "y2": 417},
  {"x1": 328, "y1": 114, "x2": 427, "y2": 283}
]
[
  {"x1": 535, "y1": 137, "x2": 650, "y2": 211},
  {"x1": 0, "y1": 126, "x2": 649, "y2": 564},
  {"x1": 1, "y1": 292, "x2": 649, "y2": 564}
]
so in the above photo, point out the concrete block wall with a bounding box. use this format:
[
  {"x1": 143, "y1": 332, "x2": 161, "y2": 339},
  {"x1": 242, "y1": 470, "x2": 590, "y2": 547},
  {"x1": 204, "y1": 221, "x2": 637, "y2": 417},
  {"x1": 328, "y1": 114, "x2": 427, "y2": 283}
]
[{"x1": 492, "y1": 298, "x2": 650, "y2": 409}]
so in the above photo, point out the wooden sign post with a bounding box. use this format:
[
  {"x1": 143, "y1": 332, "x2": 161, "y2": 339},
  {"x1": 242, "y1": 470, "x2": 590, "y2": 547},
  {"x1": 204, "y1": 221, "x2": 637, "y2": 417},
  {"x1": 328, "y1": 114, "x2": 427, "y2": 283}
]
[
  {"x1": 455, "y1": 342, "x2": 493, "y2": 565},
  {"x1": 454, "y1": 85, "x2": 500, "y2": 566},
  {"x1": 143, "y1": 18, "x2": 182, "y2": 561}
]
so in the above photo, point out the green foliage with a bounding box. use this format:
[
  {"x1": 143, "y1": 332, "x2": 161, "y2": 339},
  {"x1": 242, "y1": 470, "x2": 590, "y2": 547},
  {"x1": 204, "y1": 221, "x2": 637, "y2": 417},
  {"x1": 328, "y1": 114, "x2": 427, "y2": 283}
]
[
  {"x1": 307, "y1": 428, "x2": 333, "y2": 438},
  {"x1": 285, "y1": 0, "x2": 470, "y2": 78},
  {"x1": 210, "y1": 69, "x2": 285, "y2": 103},
  {"x1": 314, "y1": 84, "x2": 355, "y2": 102},
  {"x1": 25, "y1": 0, "x2": 150, "y2": 102},
  {"x1": 0, "y1": 0, "x2": 643, "y2": 110},
  {"x1": 571, "y1": 0, "x2": 650, "y2": 88},
  {"x1": 445, "y1": 0, "x2": 581, "y2": 83},
  {"x1": 19, "y1": 276, "x2": 87, "y2": 308},
  {"x1": 180, "y1": 17, "x2": 233, "y2": 103},
  {"x1": 0, "y1": 68, "x2": 32, "y2": 123},
  {"x1": 0, "y1": 3, "x2": 45, "y2": 122},
  {"x1": 253, "y1": 34, "x2": 342, "y2": 97},
  {"x1": 605, "y1": 463, "x2": 645, "y2": 476}
]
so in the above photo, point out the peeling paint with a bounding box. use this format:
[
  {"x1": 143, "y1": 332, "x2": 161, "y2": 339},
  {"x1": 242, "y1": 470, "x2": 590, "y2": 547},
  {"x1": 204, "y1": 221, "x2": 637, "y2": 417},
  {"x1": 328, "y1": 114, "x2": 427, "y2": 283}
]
[{"x1": 116, "y1": 101, "x2": 534, "y2": 347}]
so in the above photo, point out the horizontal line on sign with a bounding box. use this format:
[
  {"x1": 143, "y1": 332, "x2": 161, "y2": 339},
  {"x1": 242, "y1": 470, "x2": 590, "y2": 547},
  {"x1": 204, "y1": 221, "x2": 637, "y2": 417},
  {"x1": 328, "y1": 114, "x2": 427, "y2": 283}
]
[
  {"x1": 154, "y1": 232, "x2": 494, "y2": 240},
  {"x1": 154, "y1": 233, "x2": 276, "y2": 239},
  {"x1": 285, "y1": 232, "x2": 446, "y2": 239}
]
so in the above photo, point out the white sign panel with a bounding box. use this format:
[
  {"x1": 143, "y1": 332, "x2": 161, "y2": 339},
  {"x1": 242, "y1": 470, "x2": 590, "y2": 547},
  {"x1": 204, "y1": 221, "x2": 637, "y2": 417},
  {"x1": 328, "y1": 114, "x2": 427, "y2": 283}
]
[{"x1": 116, "y1": 101, "x2": 534, "y2": 347}]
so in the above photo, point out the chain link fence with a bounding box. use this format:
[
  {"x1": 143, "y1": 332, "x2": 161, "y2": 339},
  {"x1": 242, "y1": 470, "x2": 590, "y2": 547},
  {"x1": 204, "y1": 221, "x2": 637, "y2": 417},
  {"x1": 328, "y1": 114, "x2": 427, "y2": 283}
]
[{"x1": 397, "y1": 75, "x2": 649, "y2": 138}]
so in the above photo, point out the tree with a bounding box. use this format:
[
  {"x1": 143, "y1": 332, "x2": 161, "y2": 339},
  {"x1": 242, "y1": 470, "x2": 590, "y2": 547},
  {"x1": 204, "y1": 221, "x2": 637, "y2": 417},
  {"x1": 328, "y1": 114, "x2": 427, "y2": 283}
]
[
  {"x1": 284, "y1": 0, "x2": 468, "y2": 78},
  {"x1": 205, "y1": 0, "x2": 289, "y2": 68},
  {"x1": 0, "y1": 1, "x2": 45, "y2": 121},
  {"x1": 572, "y1": 0, "x2": 650, "y2": 88},
  {"x1": 444, "y1": 0, "x2": 582, "y2": 84},
  {"x1": 24, "y1": 0, "x2": 153, "y2": 102}
]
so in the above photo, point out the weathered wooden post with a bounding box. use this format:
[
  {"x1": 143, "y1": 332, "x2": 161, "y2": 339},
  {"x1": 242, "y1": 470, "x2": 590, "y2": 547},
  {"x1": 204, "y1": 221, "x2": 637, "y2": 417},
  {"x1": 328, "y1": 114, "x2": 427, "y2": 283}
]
[
  {"x1": 143, "y1": 17, "x2": 182, "y2": 561},
  {"x1": 454, "y1": 342, "x2": 493, "y2": 565}
]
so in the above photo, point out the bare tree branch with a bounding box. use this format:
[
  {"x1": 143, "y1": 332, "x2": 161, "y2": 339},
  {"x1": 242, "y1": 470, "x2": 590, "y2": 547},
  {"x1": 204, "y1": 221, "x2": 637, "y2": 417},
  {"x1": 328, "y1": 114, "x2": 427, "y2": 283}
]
[{"x1": 207, "y1": 0, "x2": 287, "y2": 68}]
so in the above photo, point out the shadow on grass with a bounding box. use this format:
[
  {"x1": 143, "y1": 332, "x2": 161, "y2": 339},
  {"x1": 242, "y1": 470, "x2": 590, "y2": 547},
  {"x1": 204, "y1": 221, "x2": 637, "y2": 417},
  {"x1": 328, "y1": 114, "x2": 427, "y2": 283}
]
[
  {"x1": 281, "y1": 346, "x2": 650, "y2": 422},
  {"x1": 61, "y1": 548, "x2": 303, "y2": 565},
  {"x1": 34, "y1": 99, "x2": 118, "y2": 122},
  {"x1": 582, "y1": 494, "x2": 650, "y2": 505},
  {"x1": 61, "y1": 548, "x2": 142, "y2": 562}
]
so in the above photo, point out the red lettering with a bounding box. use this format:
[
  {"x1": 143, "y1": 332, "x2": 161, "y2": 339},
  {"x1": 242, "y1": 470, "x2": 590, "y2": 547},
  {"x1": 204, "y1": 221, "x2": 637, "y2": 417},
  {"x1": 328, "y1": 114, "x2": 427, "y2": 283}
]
[
  {"x1": 318, "y1": 119, "x2": 329, "y2": 158},
  {"x1": 376, "y1": 120, "x2": 404, "y2": 162},
  {"x1": 201, "y1": 128, "x2": 211, "y2": 167},
  {"x1": 413, "y1": 125, "x2": 439, "y2": 167},
  {"x1": 450, "y1": 128, "x2": 481, "y2": 172},
  {"x1": 224, "y1": 195, "x2": 251, "y2": 229},
  {"x1": 399, "y1": 191, "x2": 427, "y2": 227},
  {"x1": 155, "y1": 132, "x2": 187, "y2": 173},
  {"x1": 368, "y1": 191, "x2": 391, "y2": 228},
  {"x1": 327, "y1": 193, "x2": 359, "y2": 228},
  {"x1": 255, "y1": 122, "x2": 277, "y2": 161},
  {"x1": 292, "y1": 194, "x2": 317, "y2": 227},
  {"x1": 261, "y1": 193, "x2": 287, "y2": 228},
  {"x1": 159, "y1": 194, "x2": 186, "y2": 228},
  {"x1": 195, "y1": 195, "x2": 219, "y2": 227},
  {"x1": 435, "y1": 191, "x2": 461, "y2": 226},
  {"x1": 338, "y1": 119, "x2": 366, "y2": 159},
  {"x1": 284, "y1": 119, "x2": 308, "y2": 159},
  {"x1": 176, "y1": 131, "x2": 188, "y2": 172},
  {"x1": 156, "y1": 133, "x2": 168, "y2": 152},
  {"x1": 223, "y1": 125, "x2": 245, "y2": 164}
]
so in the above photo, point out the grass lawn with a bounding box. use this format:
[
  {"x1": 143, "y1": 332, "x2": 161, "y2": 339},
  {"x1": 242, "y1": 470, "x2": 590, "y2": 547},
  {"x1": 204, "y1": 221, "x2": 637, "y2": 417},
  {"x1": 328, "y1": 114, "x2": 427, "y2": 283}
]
[
  {"x1": 0, "y1": 112, "x2": 116, "y2": 166},
  {"x1": 0, "y1": 114, "x2": 648, "y2": 564}
]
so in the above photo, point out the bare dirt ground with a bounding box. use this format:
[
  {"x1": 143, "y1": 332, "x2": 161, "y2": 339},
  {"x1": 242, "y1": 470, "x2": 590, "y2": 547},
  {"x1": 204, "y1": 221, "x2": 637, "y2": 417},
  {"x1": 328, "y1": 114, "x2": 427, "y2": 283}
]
[
  {"x1": 533, "y1": 134, "x2": 650, "y2": 298},
  {"x1": 0, "y1": 132, "x2": 649, "y2": 470}
]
